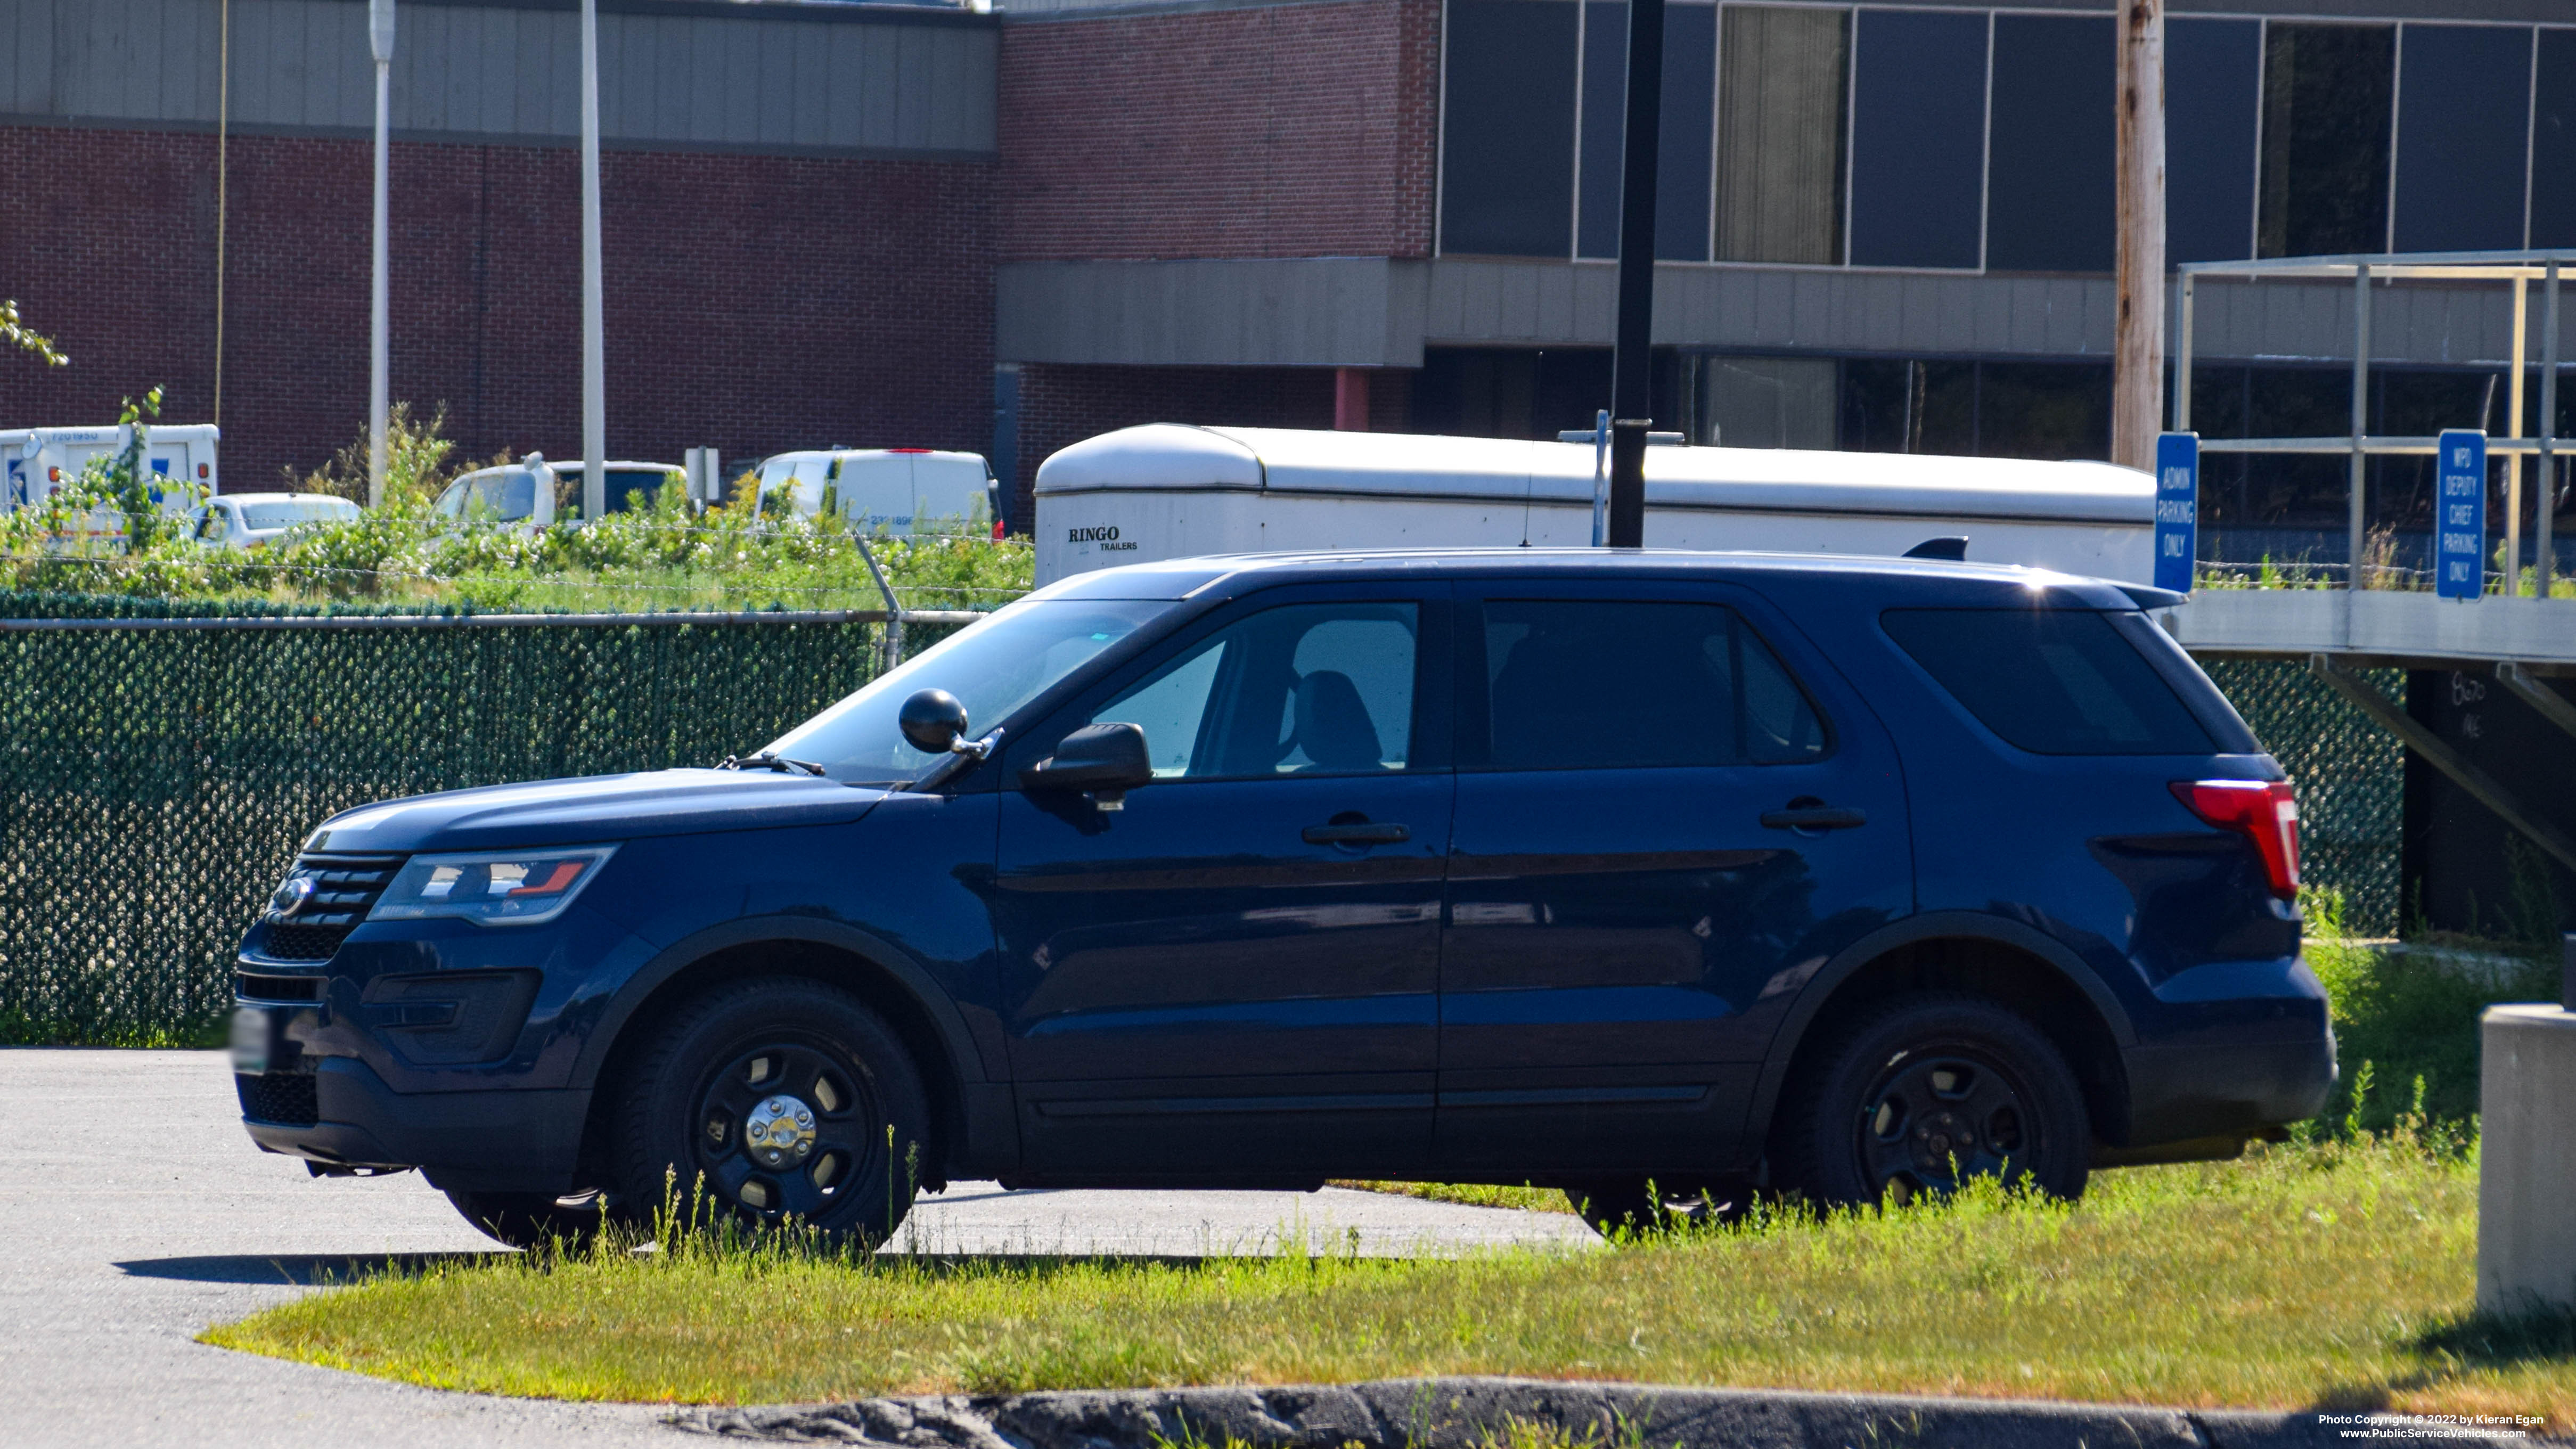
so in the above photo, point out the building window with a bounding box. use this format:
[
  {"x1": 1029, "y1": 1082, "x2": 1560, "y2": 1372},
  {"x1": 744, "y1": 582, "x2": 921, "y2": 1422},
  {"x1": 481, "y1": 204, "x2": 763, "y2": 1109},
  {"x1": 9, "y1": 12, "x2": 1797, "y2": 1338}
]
[
  {"x1": 1695, "y1": 356, "x2": 1837, "y2": 448},
  {"x1": 2166, "y1": 18, "x2": 2262, "y2": 264},
  {"x1": 1840, "y1": 359, "x2": 2108, "y2": 460},
  {"x1": 2393, "y1": 24, "x2": 2533, "y2": 253},
  {"x1": 2258, "y1": 23, "x2": 2395, "y2": 259},
  {"x1": 2532, "y1": 29, "x2": 2576, "y2": 249},
  {"x1": 1441, "y1": 0, "x2": 1580, "y2": 258},
  {"x1": 1985, "y1": 14, "x2": 2115, "y2": 274},
  {"x1": 1714, "y1": 5, "x2": 1849, "y2": 265},
  {"x1": 1576, "y1": 1, "x2": 1717, "y2": 261},
  {"x1": 1848, "y1": 9, "x2": 1989, "y2": 269}
]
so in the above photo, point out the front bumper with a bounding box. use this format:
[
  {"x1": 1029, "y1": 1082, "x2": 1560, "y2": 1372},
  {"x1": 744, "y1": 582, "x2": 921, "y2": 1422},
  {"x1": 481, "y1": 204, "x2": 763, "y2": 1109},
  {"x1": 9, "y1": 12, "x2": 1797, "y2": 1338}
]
[{"x1": 239, "y1": 1055, "x2": 593, "y2": 1195}]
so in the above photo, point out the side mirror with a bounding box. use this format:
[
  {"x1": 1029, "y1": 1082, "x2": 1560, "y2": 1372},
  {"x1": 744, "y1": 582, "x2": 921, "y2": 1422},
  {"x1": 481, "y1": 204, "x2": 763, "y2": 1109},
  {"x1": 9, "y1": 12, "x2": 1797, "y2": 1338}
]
[
  {"x1": 899, "y1": 689, "x2": 971, "y2": 755},
  {"x1": 1020, "y1": 723, "x2": 1152, "y2": 811}
]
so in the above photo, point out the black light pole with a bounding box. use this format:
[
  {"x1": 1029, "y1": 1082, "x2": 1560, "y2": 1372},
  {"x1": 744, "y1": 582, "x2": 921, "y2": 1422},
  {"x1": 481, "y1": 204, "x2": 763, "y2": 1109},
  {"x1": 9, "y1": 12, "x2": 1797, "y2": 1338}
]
[{"x1": 1605, "y1": 0, "x2": 1665, "y2": 548}]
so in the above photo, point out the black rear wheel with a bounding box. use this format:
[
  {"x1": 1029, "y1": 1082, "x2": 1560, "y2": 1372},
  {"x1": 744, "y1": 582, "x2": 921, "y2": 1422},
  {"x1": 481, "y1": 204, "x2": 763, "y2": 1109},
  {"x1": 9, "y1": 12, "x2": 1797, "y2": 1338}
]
[
  {"x1": 612, "y1": 977, "x2": 931, "y2": 1242},
  {"x1": 1772, "y1": 992, "x2": 2089, "y2": 1209}
]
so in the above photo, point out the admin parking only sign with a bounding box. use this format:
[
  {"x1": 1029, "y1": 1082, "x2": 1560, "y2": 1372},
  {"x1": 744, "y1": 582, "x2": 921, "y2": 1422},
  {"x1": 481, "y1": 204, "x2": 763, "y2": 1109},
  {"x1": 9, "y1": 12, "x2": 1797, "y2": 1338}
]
[
  {"x1": 2435, "y1": 429, "x2": 2487, "y2": 601},
  {"x1": 2154, "y1": 433, "x2": 2198, "y2": 594}
]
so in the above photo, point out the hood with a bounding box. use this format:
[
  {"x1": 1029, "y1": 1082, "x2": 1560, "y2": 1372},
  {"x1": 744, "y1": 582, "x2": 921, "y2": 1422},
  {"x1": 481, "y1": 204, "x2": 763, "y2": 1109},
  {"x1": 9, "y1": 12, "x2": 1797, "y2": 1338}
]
[{"x1": 300, "y1": 769, "x2": 890, "y2": 855}]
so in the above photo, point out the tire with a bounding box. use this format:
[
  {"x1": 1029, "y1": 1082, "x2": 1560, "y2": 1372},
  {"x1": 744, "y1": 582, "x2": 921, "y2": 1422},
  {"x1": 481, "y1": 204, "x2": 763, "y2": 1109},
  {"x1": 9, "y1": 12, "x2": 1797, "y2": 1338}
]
[
  {"x1": 1564, "y1": 1176, "x2": 1756, "y2": 1241},
  {"x1": 1771, "y1": 992, "x2": 2090, "y2": 1209},
  {"x1": 446, "y1": 1188, "x2": 613, "y2": 1250},
  {"x1": 611, "y1": 977, "x2": 933, "y2": 1243}
]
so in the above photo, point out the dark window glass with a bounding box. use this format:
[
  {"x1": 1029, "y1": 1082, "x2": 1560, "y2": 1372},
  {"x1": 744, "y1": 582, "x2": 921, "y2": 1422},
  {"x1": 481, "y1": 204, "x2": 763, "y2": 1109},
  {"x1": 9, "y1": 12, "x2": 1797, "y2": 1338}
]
[
  {"x1": 2530, "y1": 30, "x2": 2576, "y2": 249},
  {"x1": 1976, "y1": 362, "x2": 2111, "y2": 461},
  {"x1": 1091, "y1": 603, "x2": 1419, "y2": 779},
  {"x1": 1442, "y1": 1, "x2": 1580, "y2": 257},
  {"x1": 1849, "y1": 9, "x2": 1987, "y2": 269},
  {"x1": 1478, "y1": 600, "x2": 1826, "y2": 769},
  {"x1": 2167, "y1": 19, "x2": 2261, "y2": 264},
  {"x1": 2258, "y1": 24, "x2": 2395, "y2": 258},
  {"x1": 1986, "y1": 15, "x2": 2115, "y2": 274},
  {"x1": 1716, "y1": 5, "x2": 1849, "y2": 264},
  {"x1": 1883, "y1": 609, "x2": 2216, "y2": 756},
  {"x1": 2394, "y1": 24, "x2": 2533, "y2": 253},
  {"x1": 1579, "y1": 1, "x2": 1627, "y2": 259},
  {"x1": 1576, "y1": 1, "x2": 1716, "y2": 261},
  {"x1": 1697, "y1": 356, "x2": 1838, "y2": 448},
  {"x1": 1657, "y1": 2, "x2": 1716, "y2": 261},
  {"x1": 1413, "y1": 346, "x2": 1682, "y2": 440}
]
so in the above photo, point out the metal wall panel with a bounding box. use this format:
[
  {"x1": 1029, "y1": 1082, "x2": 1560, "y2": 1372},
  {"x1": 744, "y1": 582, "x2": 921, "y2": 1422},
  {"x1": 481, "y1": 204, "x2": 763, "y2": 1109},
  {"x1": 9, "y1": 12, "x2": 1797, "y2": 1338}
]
[{"x1": 3, "y1": 0, "x2": 996, "y2": 157}]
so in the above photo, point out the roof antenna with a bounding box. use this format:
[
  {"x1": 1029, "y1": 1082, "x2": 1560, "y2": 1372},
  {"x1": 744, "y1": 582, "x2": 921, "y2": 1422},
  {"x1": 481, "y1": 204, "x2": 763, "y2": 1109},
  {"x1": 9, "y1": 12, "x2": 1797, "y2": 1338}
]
[{"x1": 1903, "y1": 536, "x2": 1969, "y2": 561}]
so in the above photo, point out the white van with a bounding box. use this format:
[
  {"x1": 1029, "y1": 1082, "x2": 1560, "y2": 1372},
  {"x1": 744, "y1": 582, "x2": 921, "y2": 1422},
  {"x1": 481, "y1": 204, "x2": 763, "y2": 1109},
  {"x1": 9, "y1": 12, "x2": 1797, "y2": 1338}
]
[
  {"x1": 753, "y1": 448, "x2": 996, "y2": 536},
  {"x1": 432, "y1": 456, "x2": 682, "y2": 526},
  {"x1": 1032, "y1": 425, "x2": 2155, "y2": 586},
  {"x1": 2, "y1": 424, "x2": 220, "y2": 513},
  {"x1": 191, "y1": 492, "x2": 363, "y2": 549}
]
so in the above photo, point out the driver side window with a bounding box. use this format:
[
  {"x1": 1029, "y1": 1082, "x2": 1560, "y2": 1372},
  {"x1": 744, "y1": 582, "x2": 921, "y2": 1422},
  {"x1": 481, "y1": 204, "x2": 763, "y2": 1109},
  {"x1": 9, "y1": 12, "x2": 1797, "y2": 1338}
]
[{"x1": 1089, "y1": 602, "x2": 1418, "y2": 779}]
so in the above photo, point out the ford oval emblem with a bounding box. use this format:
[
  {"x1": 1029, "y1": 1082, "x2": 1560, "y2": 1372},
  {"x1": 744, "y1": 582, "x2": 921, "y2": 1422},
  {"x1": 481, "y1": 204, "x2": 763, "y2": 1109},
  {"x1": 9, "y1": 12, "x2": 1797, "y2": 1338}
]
[{"x1": 269, "y1": 876, "x2": 316, "y2": 919}]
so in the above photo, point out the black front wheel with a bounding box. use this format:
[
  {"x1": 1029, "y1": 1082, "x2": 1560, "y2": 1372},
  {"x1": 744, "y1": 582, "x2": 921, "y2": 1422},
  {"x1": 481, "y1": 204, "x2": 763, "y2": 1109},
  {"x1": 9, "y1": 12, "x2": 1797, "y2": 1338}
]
[
  {"x1": 1564, "y1": 1176, "x2": 1757, "y2": 1241},
  {"x1": 445, "y1": 1189, "x2": 613, "y2": 1250},
  {"x1": 1772, "y1": 992, "x2": 2090, "y2": 1209},
  {"x1": 612, "y1": 977, "x2": 932, "y2": 1242}
]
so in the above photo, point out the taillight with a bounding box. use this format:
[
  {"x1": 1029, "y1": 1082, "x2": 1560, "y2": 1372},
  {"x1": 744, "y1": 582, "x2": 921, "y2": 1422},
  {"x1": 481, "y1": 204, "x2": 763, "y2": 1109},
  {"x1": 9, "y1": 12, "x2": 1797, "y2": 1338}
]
[{"x1": 2171, "y1": 779, "x2": 2301, "y2": 899}]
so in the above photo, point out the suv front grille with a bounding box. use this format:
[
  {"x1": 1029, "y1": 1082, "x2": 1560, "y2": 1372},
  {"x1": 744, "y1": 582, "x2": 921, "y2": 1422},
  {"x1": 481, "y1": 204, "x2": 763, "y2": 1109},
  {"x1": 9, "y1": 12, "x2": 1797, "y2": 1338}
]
[
  {"x1": 248, "y1": 854, "x2": 404, "y2": 962},
  {"x1": 236, "y1": 1071, "x2": 319, "y2": 1125}
]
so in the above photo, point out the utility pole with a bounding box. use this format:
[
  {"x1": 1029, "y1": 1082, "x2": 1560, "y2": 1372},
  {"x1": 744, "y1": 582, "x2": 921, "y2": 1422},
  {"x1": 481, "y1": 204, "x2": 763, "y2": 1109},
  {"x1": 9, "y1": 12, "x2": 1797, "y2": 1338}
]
[
  {"x1": 367, "y1": 0, "x2": 394, "y2": 507},
  {"x1": 1604, "y1": 0, "x2": 1665, "y2": 548},
  {"x1": 2111, "y1": 0, "x2": 2165, "y2": 471},
  {"x1": 578, "y1": 0, "x2": 607, "y2": 525}
]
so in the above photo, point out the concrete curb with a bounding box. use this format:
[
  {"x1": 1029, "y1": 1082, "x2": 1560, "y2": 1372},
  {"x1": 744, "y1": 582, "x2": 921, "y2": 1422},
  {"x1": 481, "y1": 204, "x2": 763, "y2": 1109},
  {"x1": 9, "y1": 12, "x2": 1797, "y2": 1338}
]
[{"x1": 674, "y1": 1377, "x2": 2567, "y2": 1447}]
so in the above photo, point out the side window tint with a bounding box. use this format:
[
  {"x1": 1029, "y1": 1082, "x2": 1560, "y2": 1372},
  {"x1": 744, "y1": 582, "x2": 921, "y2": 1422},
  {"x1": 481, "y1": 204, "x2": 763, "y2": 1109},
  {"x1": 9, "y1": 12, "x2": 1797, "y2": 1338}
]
[
  {"x1": 1481, "y1": 600, "x2": 1827, "y2": 769},
  {"x1": 1089, "y1": 602, "x2": 1418, "y2": 779},
  {"x1": 1882, "y1": 608, "x2": 2216, "y2": 755}
]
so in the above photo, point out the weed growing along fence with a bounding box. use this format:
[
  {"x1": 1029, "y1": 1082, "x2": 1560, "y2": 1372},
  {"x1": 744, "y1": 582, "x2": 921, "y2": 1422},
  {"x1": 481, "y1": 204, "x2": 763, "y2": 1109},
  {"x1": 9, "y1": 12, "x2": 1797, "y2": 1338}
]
[
  {"x1": 0, "y1": 592, "x2": 953, "y2": 1045},
  {"x1": 0, "y1": 595, "x2": 2403, "y2": 1047}
]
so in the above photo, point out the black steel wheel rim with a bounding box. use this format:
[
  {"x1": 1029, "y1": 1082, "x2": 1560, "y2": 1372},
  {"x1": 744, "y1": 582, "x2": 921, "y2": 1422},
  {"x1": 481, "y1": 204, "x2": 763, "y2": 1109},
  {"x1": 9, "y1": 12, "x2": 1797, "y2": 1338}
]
[
  {"x1": 1852, "y1": 1046, "x2": 2041, "y2": 1202},
  {"x1": 690, "y1": 1036, "x2": 884, "y2": 1221}
]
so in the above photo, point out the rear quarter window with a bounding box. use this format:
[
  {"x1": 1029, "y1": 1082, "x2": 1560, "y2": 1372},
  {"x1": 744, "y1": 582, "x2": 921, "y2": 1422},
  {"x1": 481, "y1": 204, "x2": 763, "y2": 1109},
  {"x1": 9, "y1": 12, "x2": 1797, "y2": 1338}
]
[{"x1": 1882, "y1": 608, "x2": 2216, "y2": 756}]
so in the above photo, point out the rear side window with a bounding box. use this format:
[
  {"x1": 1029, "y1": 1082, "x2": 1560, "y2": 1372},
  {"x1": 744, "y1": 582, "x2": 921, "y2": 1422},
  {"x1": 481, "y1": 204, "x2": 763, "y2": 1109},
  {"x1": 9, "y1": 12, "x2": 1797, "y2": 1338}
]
[
  {"x1": 1477, "y1": 599, "x2": 1827, "y2": 769},
  {"x1": 1883, "y1": 609, "x2": 2215, "y2": 755}
]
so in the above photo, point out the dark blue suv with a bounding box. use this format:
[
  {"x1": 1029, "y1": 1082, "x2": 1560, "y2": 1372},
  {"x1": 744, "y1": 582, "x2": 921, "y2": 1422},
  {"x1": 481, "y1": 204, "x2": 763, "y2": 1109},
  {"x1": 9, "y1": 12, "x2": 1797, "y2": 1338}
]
[{"x1": 231, "y1": 550, "x2": 2334, "y2": 1243}]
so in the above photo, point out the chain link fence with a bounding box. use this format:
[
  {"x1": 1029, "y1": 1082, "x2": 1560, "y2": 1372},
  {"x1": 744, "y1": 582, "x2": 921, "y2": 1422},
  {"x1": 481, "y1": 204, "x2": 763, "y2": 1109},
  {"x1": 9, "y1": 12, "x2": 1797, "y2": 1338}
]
[
  {"x1": 0, "y1": 593, "x2": 933, "y2": 1045},
  {"x1": 0, "y1": 594, "x2": 2409, "y2": 1045},
  {"x1": 2203, "y1": 658, "x2": 2408, "y2": 937}
]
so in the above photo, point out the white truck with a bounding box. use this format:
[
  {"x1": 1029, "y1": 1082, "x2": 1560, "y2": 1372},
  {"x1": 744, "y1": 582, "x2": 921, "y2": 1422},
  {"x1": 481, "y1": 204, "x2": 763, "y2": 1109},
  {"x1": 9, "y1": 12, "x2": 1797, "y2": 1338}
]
[
  {"x1": 754, "y1": 448, "x2": 997, "y2": 536},
  {"x1": 2, "y1": 423, "x2": 220, "y2": 514},
  {"x1": 1032, "y1": 424, "x2": 2155, "y2": 587}
]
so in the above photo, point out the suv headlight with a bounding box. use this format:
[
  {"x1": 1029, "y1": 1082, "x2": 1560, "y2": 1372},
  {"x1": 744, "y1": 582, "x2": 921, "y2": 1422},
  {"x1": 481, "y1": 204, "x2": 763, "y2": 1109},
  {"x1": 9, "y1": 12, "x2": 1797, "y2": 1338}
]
[{"x1": 367, "y1": 845, "x2": 618, "y2": 926}]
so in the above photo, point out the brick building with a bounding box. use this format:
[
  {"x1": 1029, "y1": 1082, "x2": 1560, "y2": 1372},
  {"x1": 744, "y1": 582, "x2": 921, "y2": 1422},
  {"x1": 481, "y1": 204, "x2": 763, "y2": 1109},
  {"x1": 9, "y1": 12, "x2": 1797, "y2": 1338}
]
[{"x1": 4, "y1": 0, "x2": 2574, "y2": 567}]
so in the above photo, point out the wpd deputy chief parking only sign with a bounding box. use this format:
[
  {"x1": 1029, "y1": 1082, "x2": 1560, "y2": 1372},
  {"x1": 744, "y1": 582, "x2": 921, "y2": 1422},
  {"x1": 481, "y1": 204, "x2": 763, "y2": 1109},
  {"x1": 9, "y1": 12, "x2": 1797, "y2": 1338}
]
[{"x1": 2435, "y1": 429, "x2": 2486, "y2": 601}]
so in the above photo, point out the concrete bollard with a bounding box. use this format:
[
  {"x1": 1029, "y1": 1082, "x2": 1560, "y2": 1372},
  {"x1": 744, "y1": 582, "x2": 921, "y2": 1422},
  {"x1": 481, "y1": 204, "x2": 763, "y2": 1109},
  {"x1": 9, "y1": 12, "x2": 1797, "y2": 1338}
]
[{"x1": 2478, "y1": 978, "x2": 2576, "y2": 1315}]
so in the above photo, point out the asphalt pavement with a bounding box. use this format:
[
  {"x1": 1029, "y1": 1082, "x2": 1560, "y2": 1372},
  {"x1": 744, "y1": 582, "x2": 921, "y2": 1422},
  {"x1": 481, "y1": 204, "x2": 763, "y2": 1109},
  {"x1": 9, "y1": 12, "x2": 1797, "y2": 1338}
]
[{"x1": 0, "y1": 1049, "x2": 1594, "y2": 1448}]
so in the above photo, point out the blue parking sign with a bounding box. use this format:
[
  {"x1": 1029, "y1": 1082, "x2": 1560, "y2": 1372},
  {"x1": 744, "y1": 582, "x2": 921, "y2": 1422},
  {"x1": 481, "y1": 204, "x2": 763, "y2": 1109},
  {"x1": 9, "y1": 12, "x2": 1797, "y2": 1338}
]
[
  {"x1": 2435, "y1": 429, "x2": 2486, "y2": 601},
  {"x1": 2154, "y1": 433, "x2": 2198, "y2": 594}
]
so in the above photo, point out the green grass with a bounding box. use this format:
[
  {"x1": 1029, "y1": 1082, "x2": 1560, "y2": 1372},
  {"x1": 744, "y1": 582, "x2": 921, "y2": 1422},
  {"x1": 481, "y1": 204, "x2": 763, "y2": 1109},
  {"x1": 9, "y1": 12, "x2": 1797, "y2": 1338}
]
[
  {"x1": 1331, "y1": 1182, "x2": 1575, "y2": 1215},
  {"x1": 203, "y1": 1133, "x2": 2576, "y2": 1427}
]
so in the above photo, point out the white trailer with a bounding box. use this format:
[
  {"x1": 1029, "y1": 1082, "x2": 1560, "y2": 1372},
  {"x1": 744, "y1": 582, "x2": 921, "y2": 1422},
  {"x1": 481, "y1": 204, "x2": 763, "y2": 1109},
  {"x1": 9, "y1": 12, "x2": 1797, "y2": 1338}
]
[
  {"x1": 2, "y1": 423, "x2": 220, "y2": 513},
  {"x1": 1033, "y1": 424, "x2": 2154, "y2": 587}
]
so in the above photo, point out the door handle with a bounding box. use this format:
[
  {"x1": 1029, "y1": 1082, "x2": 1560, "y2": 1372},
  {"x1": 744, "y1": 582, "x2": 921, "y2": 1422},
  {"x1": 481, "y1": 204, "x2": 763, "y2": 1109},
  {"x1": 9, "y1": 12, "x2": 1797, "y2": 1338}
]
[
  {"x1": 1760, "y1": 806, "x2": 1867, "y2": 831},
  {"x1": 1303, "y1": 821, "x2": 1410, "y2": 845}
]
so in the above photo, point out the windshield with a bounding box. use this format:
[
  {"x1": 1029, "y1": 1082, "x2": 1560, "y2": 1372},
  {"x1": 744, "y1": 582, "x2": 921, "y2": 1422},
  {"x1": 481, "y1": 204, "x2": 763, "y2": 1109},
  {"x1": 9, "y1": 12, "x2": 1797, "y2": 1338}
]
[{"x1": 763, "y1": 599, "x2": 1170, "y2": 783}]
